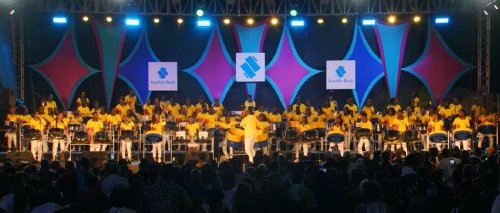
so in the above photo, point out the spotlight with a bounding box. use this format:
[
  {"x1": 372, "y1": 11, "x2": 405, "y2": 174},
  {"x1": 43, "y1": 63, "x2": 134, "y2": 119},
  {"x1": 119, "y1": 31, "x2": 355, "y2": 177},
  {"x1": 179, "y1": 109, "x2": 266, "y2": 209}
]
[
  {"x1": 290, "y1": 9, "x2": 298, "y2": 17},
  {"x1": 9, "y1": 9, "x2": 14, "y2": 15},
  {"x1": 106, "y1": 16, "x2": 113, "y2": 23},
  {"x1": 317, "y1": 18, "x2": 324, "y2": 24},
  {"x1": 153, "y1": 17, "x2": 160, "y2": 24},
  {"x1": 177, "y1": 18, "x2": 184, "y2": 24},
  {"x1": 197, "y1": 19, "x2": 211, "y2": 27},
  {"x1": 270, "y1": 17, "x2": 279, "y2": 25},
  {"x1": 435, "y1": 17, "x2": 449, "y2": 24},
  {"x1": 494, "y1": 4, "x2": 498, "y2": 10},
  {"x1": 290, "y1": 19, "x2": 305, "y2": 27},
  {"x1": 246, "y1": 18, "x2": 254, "y2": 25},
  {"x1": 362, "y1": 18, "x2": 376, "y2": 26},
  {"x1": 53, "y1": 16, "x2": 67, "y2": 24},
  {"x1": 223, "y1": 18, "x2": 231, "y2": 25},
  {"x1": 341, "y1": 17, "x2": 348, "y2": 24},
  {"x1": 483, "y1": 10, "x2": 489, "y2": 15},
  {"x1": 82, "y1": 16, "x2": 89, "y2": 22},
  {"x1": 196, "y1": 9, "x2": 204, "y2": 17},
  {"x1": 413, "y1": 15, "x2": 421, "y2": 23},
  {"x1": 125, "y1": 18, "x2": 140, "y2": 26},
  {"x1": 387, "y1": 15, "x2": 396, "y2": 24}
]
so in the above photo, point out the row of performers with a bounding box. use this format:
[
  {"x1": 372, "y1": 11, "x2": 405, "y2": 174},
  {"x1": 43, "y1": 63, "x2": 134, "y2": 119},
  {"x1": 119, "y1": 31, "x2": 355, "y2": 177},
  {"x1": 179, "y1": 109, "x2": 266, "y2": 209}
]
[{"x1": 4, "y1": 103, "x2": 498, "y2": 162}]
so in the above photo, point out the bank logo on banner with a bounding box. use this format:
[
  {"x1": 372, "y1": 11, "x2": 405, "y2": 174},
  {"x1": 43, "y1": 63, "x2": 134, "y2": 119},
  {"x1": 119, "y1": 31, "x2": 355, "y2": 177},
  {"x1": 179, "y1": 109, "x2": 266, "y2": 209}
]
[
  {"x1": 326, "y1": 60, "x2": 355, "y2": 90},
  {"x1": 148, "y1": 62, "x2": 177, "y2": 91},
  {"x1": 236, "y1": 53, "x2": 265, "y2": 82}
]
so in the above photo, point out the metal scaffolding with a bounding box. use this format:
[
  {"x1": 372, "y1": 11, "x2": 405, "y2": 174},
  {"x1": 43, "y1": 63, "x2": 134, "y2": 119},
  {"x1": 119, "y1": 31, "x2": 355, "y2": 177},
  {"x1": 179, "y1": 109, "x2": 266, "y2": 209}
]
[
  {"x1": 477, "y1": 11, "x2": 491, "y2": 94},
  {"x1": 25, "y1": 0, "x2": 482, "y2": 16},
  {"x1": 10, "y1": 6, "x2": 25, "y2": 99}
]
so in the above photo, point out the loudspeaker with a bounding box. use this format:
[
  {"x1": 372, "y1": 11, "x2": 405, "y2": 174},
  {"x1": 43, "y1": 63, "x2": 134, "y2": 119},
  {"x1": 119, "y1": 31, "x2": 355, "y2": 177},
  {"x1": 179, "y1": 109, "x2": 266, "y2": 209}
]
[
  {"x1": 6, "y1": 152, "x2": 35, "y2": 164},
  {"x1": 80, "y1": 151, "x2": 109, "y2": 163}
]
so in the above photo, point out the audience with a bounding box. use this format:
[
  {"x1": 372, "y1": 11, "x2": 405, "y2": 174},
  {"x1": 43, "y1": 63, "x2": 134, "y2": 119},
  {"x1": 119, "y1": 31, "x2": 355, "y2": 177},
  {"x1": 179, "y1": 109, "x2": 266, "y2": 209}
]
[{"x1": 0, "y1": 147, "x2": 497, "y2": 213}]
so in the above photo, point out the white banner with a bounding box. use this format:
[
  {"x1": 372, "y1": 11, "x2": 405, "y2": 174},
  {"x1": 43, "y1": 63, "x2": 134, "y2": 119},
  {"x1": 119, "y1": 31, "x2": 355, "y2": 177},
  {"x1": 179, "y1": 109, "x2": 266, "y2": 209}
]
[
  {"x1": 148, "y1": 62, "x2": 178, "y2": 91},
  {"x1": 326, "y1": 60, "x2": 356, "y2": 90},
  {"x1": 236, "y1": 53, "x2": 265, "y2": 82}
]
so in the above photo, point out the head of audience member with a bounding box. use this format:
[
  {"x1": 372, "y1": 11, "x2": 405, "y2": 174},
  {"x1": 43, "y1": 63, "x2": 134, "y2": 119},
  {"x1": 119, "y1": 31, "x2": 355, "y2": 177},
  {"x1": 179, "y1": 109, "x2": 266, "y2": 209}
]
[{"x1": 359, "y1": 179, "x2": 383, "y2": 203}]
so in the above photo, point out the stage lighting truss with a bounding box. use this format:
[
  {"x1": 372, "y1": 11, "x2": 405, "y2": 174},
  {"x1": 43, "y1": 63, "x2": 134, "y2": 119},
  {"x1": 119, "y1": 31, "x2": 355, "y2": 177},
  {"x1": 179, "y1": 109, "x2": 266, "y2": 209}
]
[{"x1": 28, "y1": 0, "x2": 481, "y2": 16}]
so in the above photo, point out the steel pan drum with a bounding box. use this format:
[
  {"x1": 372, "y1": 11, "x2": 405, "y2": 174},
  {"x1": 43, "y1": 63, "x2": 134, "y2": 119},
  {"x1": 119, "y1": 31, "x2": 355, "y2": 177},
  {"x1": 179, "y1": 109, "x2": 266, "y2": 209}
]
[
  {"x1": 429, "y1": 133, "x2": 447, "y2": 143},
  {"x1": 94, "y1": 131, "x2": 111, "y2": 144},
  {"x1": 48, "y1": 128, "x2": 65, "y2": 140},
  {"x1": 403, "y1": 130, "x2": 419, "y2": 142},
  {"x1": 327, "y1": 133, "x2": 344, "y2": 143},
  {"x1": 74, "y1": 131, "x2": 89, "y2": 143},
  {"x1": 302, "y1": 130, "x2": 318, "y2": 141},
  {"x1": 227, "y1": 128, "x2": 244, "y2": 148},
  {"x1": 384, "y1": 130, "x2": 400, "y2": 141},
  {"x1": 356, "y1": 128, "x2": 371, "y2": 139},
  {"x1": 68, "y1": 124, "x2": 81, "y2": 132},
  {"x1": 478, "y1": 125, "x2": 496, "y2": 135},
  {"x1": 454, "y1": 130, "x2": 472, "y2": 140},
  {"x1": 164, "y1": 122, "x2": 177, "y2": 131},
  {"x1": 255, "y1": 130, "x2": 269, "y2": 148},
  {"x1": 283, "y1": 129, "x2": 299, "y2": 143},
  {"x1": 145, "y1": 133, "x2": 163, "y2": 143},
  {"x1": 24, "y1": 129, "x2": 41, "y2": 140},
  {"x1": 4, "y1": 121, "x2": 16, "y2": 133},
  {"x1": 120, "y1": 130, "x2": 135, "y2": 141}
]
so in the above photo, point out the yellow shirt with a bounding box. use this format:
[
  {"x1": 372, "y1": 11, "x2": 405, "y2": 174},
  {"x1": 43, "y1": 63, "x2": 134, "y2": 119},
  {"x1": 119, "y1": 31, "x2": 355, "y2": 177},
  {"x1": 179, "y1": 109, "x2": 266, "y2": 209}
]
[
  {"x1": 412, "y1": 97, "x2": 420, "y2": 107},
  {"x1": 292, "y1": 104, "x2": 306, "y2": 114},
  {"x1": 449, "y1": 104, "x2": 462, "y2": 115},
  {"x1": 18, "y1": 114, "x2": 32, "y2": 123},
  {"x1": 41, "y1": 114, "x2": 56, "y2": 124},
  {"x1": 195, "y1": 103, "x2": 209, "y2": 112},
  {"x1": 205, "y1": 114, "x2": 218, "y2": 129},
  {"x1": 244, "y1": 101, "x2": 256, "y2": 110},
  {"x1": 183, "y1": 105, "x2": 196, "y2": 117},
  {"x1": 288, "y1": 113, "x2": 301, "y2": 122},
  {"x1": 297, "y1": 124, "x2": 312, "y2": 133},
  {"x1": 240, "y1": 114, "x2": 258, "y2": 137},
  {"x1": 391, "y1": 117, "x2": 409, "y2": 132},
  {"x1": 5, "y1": 114, "x2": 18, "y2": 122},
  {"x1": 362, "y1": 106, "x2": 375, "y2": 118},
  {"x1": 86, "y1": 119, "x2": 103, "y2": 133},
  {"x1": 328, "y1": 125, "x2": 345, "y2": 135},
  {"x1": 438, "y1": 108, "x2": 453, "y2": 118},
  {"x1": 125, "y1": 95, "x2": 137, "y2": 110},
  {"x1": 44, "y1": 101, "x2": 57, "y2": 114},
  {"x1": 428, "y1": 120, "x2": 446, "y2": 133},
  {"x1": 387, "y1": 104, "x2": 401, "y2": 112},
  {"x1": 98, "y1": 113, "x2": 108, "y2": 122},
  {"x1": 306, "y1": 114, "x2": 317, "y2": 124},
  {"x1": 50, "y1": 120, "x2": 66, "y2": 129},
  {"x1": 76, "y1": 97, "x2": 90, "y2": 106},
  {"x1": 344, "y1": 104, "x2": 358, "y2": 113},
  {"x1": 471, "y1": 105, "x2": 481, "y2": 118},
  {"x1": 212, "y1": 104, "x2": 224, "y2": 115},
  {"x1": 175, "y1": 114, "x2": 187, "y2": 123},
  {"x1": 453, "y1": 116, "x2": 471, "y2": 131},
  {"x1": 217, "y1": 121, "x2": 236, "y2": 129},
  {"x1": 186, "y1": 122, "x2": 200, "y2": 136},
  {"x1": 329, "y1": 100, "x2": 337, "y2": 111},
  {"x1": 147, "y1": 122, "x2": 164, "y2": 135},
  {"x1": 107, "y1": 114, "x2": 122, "y2": 125},
  {"x1": 143, "y1": 104, "x2": 154, "y2": 115},
  {"x1": 120, "y1": 121, "x2": 135, "y2": 131},
  {"x1": 77, "y1": 106, "x2": 90, "y2": 117},
  {"x1": 358, "y1": 121, "x2": 373, "y2": 130},
  {"x1": 29, "y1": 118, "x2": 47, "y2": 131},
  {"x1": 257, "y1": 121, "x2": 270, "y2": 131},
  {"x1": 267, "y1": 113, "x2": 282, "y2": 123},
  {"x1": 255, "y1": 111, "x2": 268, "y2": 118},
  {"x1": 115, "y1": 104, "x2": 130, "y2": 116}
]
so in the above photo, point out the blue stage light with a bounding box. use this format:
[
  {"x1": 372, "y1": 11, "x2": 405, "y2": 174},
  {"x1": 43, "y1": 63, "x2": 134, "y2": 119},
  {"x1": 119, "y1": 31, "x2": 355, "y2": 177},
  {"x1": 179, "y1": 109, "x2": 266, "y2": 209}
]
[
  {"x1": 125, "y1": 18, "x2": 140, "y2": 26},
  {"x1": 53, "y1": 16, "x2": 67, "y2": 24},
  {"x1": 197, "y1": 19, "x2": 211, "y2": 27},
  {"x1": 290, "y1": 19, "x2": 305, "y2": 27},
  {"x1": 362, "y1": 18, "x2": 376, "y2": 26},
  {"x1": 435, "y1": 17, "x2": 449, "y2": 24}
]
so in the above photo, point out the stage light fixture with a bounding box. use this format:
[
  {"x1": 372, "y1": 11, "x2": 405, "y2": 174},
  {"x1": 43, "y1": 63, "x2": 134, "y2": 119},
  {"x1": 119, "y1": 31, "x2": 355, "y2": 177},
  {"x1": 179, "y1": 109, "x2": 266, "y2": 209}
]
[
  {"x1": 413, "y1": 15, "x2": 421, "y2": 23},
  {"x1": 388, "y1": 15, "x2": 396, "y2": 24},
  {"x1": 290, "y1": 19, "x2": 305, "y2": 27},
  {"x1": 290, "y1": 9, "x2": 298, "y2": 17},
  {"x1": 435, "y1": 17, "x2": 449, "y2": 24},
  {"x1": 53, "y1": 16, "x2": 67, "y2": 24},
  {"x1": 317, "y1": 18, "x2": 324, "y2": 24},
  {"x1": 483, "y1": 10, "x2": 489, "y2": 15},
  {"x1": 9, "y1": 10, "x2": 14, "y2": 15},
  {"x1": 197, "y1": 19, "x2": 211, "y2": 27},
  {"x1": 341, "y1": 17, "x2": 348, "y2": 24},
  {"x1": 270, "y1": 17, "x2": 279, "y2": 25},
  {"x1": 246, "y1": 18, "x2": 254, "y2": 25},
  {"x1": 153, "y1": 17, "x2": 160, "y2": 24},
  {"x1": 362, "y1": 18, "x2": 376, "y2": 26},
  {"x1": 125, "y1": 18, "x2": 140, "y2": 26},
  {"x1": 223, "y1": 18, "x2": 231, "y2": 25},
  {"x1": 196, "y1": 9, "x2": 204, "y2": 17},
  {"x1": 106, "y1": 16, "x2": 113, "y2": 22},
  {"x1": 82, "y1": 16, "x2": 89, "y2": 22},
  {"x1": 177, "y1": 18, "x2": 184, "y2": 24},
  {"x1": 494, "y1": 4, "x2": 498, "y2": 10}
]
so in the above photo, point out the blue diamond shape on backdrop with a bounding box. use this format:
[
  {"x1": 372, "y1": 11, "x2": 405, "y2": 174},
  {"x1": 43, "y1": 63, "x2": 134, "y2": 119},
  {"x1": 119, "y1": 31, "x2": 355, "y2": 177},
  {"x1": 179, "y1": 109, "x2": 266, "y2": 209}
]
[
  {"x1": 158, "y1": 67, "x2": 168, "y2": 79},
  {"x1": 336, "y1": 66, "x2": 346, "y2": 78}
]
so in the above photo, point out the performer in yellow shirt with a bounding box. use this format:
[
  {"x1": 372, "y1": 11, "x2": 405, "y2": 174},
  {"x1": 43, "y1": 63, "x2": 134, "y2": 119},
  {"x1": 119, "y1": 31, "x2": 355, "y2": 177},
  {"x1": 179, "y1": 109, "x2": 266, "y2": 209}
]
[
  {"x1": 217, "y1": 115, "x2": 237, "y2": 158},
  {"x1": 328, "y1": 94, "x2": 337, "y2": 111},
  {"x1": 295, "y1": 116, "x2": 312, "y2": 161},
  {"x1": 386, "y1": 110, "x2": 409, "y2": 153},
  {"x1": 125, "y1": 90, "x2": 137, "y2": 112},
  {"x1": 77, "y1": 101, "x2": 91, "y2": 117},
  {"x1": 29, "y1": 112, "x2": 46, "y2": 161},
  {"x1": 240, "y1": 108, "x2": 258, "y2": 163},
  {"x1": 449, "y1": 97, "x2": 462, "y2": 116},
  {"x1": 327, "y1": 117, "x2": 346, "y2": 155},
  {"x1": 427, "y1": 112, "x2": 447, "y2": 150},
  {"x1": 18, "y1": 108, "x2": 32, "y2": 124},
  {"x1": 470, "y1": 97, "x2": 481, "y2": 118},
  {"x1": 44, "y1": 94, "x2": 58, "y2": 115},
  {"x1": 195, "y1": 97, "x2": 209, "y2": 113},
  {"x1": 182, "y1": 98, "x2": 197, "y2": 118},
  {"x1": 243, "y1": 95, "x2": 256, "y2": 110},
  {"x1": 115, "y1": 97, "x2": 131, "y2": 117},
  {"x1": 76, "y1": 91, "x2": 90, "y2": 107},
  {"x1": 186, "y1": 116, "x2": 201, "y2": 143},
  {"x1": 49, "y1": 113, "x2": 67, "y2": 159},
  {"x1": 475, "y1": 106, "x2": 496, "y2": 149},
  {"x1": 357, "y1": 112, "x2": 373, "y2": 154},
  {"x1": 256, "y1": 114, "x2": 270, "y2": 155},
  {"x1": 107, "y1": 109, "x2": 122, "y2": 127},
  {"x1": 145, "y1": 114, "x2": 165, "y2": 162},
  {"x1": 86, "y1": 112, "x2": 104, "y2": 152},
  {"x1": 212, "y1": 99, "x2": 224, "y2": 116},
  {"x1": 266, "y1": 106, "x2": 283, "y2": 123},
  {"x1": 387, "y1": 97, "x2": 401, "y2": 112},
  {"x1": 452, "y1": 109, "x2": 472, "y2": 150},
  {"x1": 361, "y1": 99, "x2": 375, "y2": 119},
  {"x1": 120, "y1": 115, "x2": 135, "y2": 160},
  {"x1": 292, "y1": 98, "x2": 306, "y2": 114},
  {"x1": 143, "y1": 99, "x2": 154, "y2": 117},
  {"x1": 344, "y1": 98, "x2": 358, "y2": 115},
  {"x1": 4, "y1": 107, "x2": 18, "y2": 152}
]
